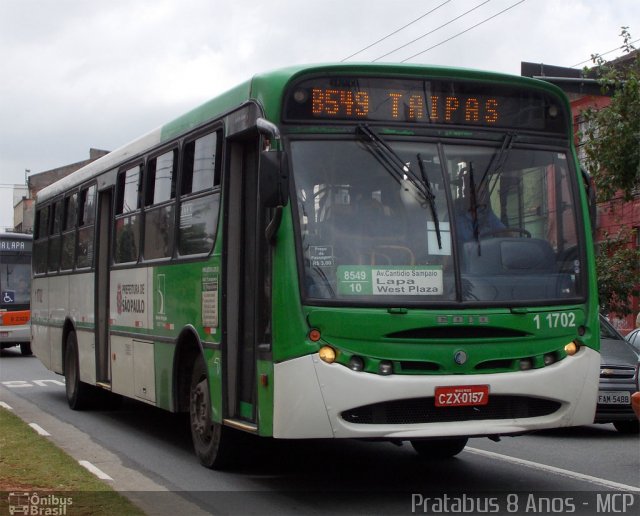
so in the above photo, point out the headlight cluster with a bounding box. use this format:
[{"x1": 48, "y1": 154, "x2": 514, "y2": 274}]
[
  {"x1": 318, "y1": 345, "x2": 394, "y2": 375},
  {"x1": 313, "y1": 325, "x2": 394, "y2": 376}
]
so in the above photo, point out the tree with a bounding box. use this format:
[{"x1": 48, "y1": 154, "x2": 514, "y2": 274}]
[
  {"x1": 581, "y1": 27, "x2": 640, "y2": 317},
  {"x1": 595, "y1": 228, "x2": 639, "y2": 317},
  {"x1": 581, "y1": 27, "x2": 640, "y2": 202}
]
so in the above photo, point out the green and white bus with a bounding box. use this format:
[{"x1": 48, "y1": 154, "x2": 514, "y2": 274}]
[{"x1": 32, "y1": 63, "x2": 600, "y2": 468}]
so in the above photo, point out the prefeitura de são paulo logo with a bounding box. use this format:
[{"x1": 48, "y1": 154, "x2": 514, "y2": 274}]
[{"x1": 116, "y1": 282, "x2": 145, "y2": 315}]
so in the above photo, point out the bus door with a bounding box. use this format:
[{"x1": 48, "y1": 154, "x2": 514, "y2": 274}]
[
  {"x1": 95, "y1": 188, "x2": 112, "y2": 385},
  {"x1": 223, "y1": 137, "x2": 271, "y2": 426}
]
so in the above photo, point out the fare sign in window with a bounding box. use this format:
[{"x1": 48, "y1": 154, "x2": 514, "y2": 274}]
[{"x1": 337, "y1": 266, "x2": 443, "y2": 296}]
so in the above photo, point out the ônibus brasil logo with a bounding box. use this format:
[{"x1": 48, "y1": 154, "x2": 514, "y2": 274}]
[{"x1": 8, "y1": 492, "x2": 73, "y2": 515}]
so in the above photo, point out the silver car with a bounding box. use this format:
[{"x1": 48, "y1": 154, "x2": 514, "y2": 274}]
[
  {"x1": 595, "y1": 316, "x2": 639, "y2": 434},
  {"x1": 625, "y1": 327, "x2": 640, "y2": 355}
]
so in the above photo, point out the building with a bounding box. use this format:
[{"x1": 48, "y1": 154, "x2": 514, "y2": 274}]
[
  {"x1": 522, "y1": 52, "x2": 640, "y2": 334},
  {"x1": 13, "y1": 148, "x2": 109, "y2": 233}
]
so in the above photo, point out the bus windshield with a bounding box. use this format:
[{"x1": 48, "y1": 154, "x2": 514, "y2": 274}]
[
  {"x1": 0, "y1": 253, "x2": 31, "y2": 309},
  {"x1": 292, "y1": 137, "x2": 585, "y2": 305}
]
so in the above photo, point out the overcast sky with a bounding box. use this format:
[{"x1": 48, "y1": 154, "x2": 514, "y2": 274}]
[{"x1": 1, "y1": 0, "x2": 638, "y2": 230}]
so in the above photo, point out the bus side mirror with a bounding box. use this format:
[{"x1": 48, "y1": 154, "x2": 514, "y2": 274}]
[
  {"x1": 255, "y1": 117, "x2": 289, "y2": 209},
  {"x1": 259, "y1": 149, "x2": 289, "y2": 208},
  {"x1": 581, "y1": 167, "x2": 597, "y2": 234}
]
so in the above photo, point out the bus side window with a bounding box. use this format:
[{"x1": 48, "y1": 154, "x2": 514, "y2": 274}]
[
  {"x1": 114, "y1": 165, "x2": 142, "y2": 264},
  {"x1": 77, "y1": 185, "x2": 96, "y2": 269},
  {"x1": 181, "y1": 132, "x2": 219, "y2": 195},
  {"x1": 60, "y1": 193, "x2": 78, "y2": 271},
  {"x1": 47, "y1": 199, "x2": 63, "y2": 273},
  {"x1": 178, "y1": 131, "x2": 221, "y2": 256},
  {"x1": 144, "y1": 150, "x2": 176, "y2": 260},
  {"x1": 33, "y1": 206, "x2": 50, "y2": 274}
]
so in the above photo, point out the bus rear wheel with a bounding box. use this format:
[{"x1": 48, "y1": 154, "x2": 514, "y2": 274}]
[
  {"x1": 64, "y1": 331, "x2": 94, "y2": 410},
  {"x1": 189, "y1": 354, "x2": 234, "y2": 469},
  {"x1": 410, "y1": 437, "x2": 468, "y2": 459},
  {"x1": 20, "y1": 342, "x2": 32, "y2": 356}
]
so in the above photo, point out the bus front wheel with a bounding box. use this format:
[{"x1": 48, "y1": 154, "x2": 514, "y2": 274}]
[
  {"x1": 64, "y1": 331, "x2": 94, "y2": 410},
  {"x1": 189, "y1": 354, "x2": 234, "y2": 469},
  {"x1": 410, "y1": 437, "x2": 468, "y2": 459}
]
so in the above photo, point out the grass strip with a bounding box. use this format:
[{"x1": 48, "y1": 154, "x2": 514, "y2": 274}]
[{"x1": 0, "y1": 407, "x2": 144, "y2": 515}]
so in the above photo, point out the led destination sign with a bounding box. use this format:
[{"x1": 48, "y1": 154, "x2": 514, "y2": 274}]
[
  {"x1": 284, "y1": 76, "x2": 567, "y2": 133},
  {"x1": 0, "y1": 239, "x2": 32, "y2": 253}
]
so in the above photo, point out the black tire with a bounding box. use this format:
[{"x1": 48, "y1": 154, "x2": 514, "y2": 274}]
[
  {"x1": 64, "y1": 331, "x2": 94, "y2": 410},
  {"x1": 613, "y1": 420, "x2": 640, "y2": 434},
  {"x1": 20, "y1": 342, "x2": 32, "y2": 356},
  {"x1": 189, "y1": 354, "x2": 235, "y2": 469},
  {"x1": 410, "y1": 437, "x2": 469, "y2": 459}
]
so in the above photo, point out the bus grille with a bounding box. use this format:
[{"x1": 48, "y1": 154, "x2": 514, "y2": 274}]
[{"x1": 341, "y1": 396, "x2": 561, "y2": 425}]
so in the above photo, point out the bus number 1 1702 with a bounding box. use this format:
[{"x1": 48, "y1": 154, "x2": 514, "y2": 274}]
[{"x1": 533, "y1": 312, "x2": 576, "y2": 330}]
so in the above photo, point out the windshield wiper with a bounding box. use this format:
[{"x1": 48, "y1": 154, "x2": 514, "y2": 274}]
[
  {"x1": 467, "y1": 133, "x2": 516, "y2": 256},
  {"x1": 356, "y1": 124, "x2": 427, "y2": 198},
  {"x1": 468, "y1": 161, "x2": 482, "y2": 256},
  {"x1": 356, "y1": 124, "x2": 442, "y2": 248},
  {"x1": 417, "y1": 153, "x2": 442, "y2": 249},
  {"x1": 480, "y1": 132, "x2": 515, "y2": 196}
]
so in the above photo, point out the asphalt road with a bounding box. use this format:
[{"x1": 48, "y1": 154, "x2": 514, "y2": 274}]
[{"x1": 1, "y1": 348, "x2": 639, "y2": 515}]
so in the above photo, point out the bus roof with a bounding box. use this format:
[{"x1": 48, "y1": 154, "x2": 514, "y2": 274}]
[
  {"x1": 36, "y1": 62, "x2": 567, "y2": 203},
  {"x1": 0, "y1": 232, "x2": 32, "y2": 240}
]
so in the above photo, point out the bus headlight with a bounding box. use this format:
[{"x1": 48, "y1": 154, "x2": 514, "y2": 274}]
[
  {"x1": 564, "y1": 341, "x2": 580, "y2": 356},
  {"x1": 318, "y1": 346, "x2": 336, "y2": 364}
]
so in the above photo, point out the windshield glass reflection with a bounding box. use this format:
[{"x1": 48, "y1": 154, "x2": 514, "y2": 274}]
[{"x1": 291, "y1": 138, "x2": 584, "y2": 305}]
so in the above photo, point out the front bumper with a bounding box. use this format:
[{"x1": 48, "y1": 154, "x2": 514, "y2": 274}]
[
  {"x1": 0, "y1": 324, "x2": 31, "y2": 347},
  {"x1": 273, "y1": 346, "x2": 600, "y2": 439}
]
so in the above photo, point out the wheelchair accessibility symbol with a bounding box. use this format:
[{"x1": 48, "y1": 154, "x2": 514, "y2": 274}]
[{"x1": 2, "y1": 290, "x2": 15, "y2": 303}]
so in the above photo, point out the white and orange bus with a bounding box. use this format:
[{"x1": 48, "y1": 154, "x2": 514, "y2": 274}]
[{"x1": 0, "y1": 232, "x2": 32, "y2": 355}]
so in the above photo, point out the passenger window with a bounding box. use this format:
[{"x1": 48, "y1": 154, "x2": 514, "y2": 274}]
[
  {"x1": 176, "y1": 131, "x2": 221, "y2": 257},
  {"x1": 115, "y1": 166, "x2": 141, "y2": 264},
  {"x1": 146, "y1": 150, "x2": 176, "y2": 205},
  {"x1": 76, "y1": 185, "x2": 96, "y2": 269},
  {"x1": 178, "y1": 194, "x2": 219, "y2": 256},
  {"x1": 35, "y1": 206, "x2": 49, "y2": 240},
  {"x1": 64, "y1": 193, "x2": 78, "y2": 230},
  {"x1": 51, "y1": 200, "x2": 63, "y2": 234},
  {"x1": 182, "y1": 132, "x2": 219, "y2": 195},
  {"x1": 118, "y1": 166, "x2": 141, "y2": 214},
  {"x1": 47, "y1": 199, "x2": 63, "y2": 272},
  {"x1": 144, "y1": 205, "x2": 174, "y2": 260},
  {"x1": 60, "y1": 193, "x2": 78, "y2": 271},
  {"x1": 33, "y1": 206, "x2": 50, "y2": 274},
  {"x1": 79, "y1": 185, "x2": 96, "y2": 226},
  {"x1": 114, "y1": 215, "x2": 140, "y2": 263},
  {"x1": 143, "y1": 151, "x2": 176, "y2": 260}
]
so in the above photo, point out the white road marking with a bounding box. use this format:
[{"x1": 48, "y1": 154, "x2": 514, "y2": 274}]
[
  {"x1": 2, "y1": 379, "x2": 65, "y2": 388},
  {"x1": 79, "y1": 460, "x2": 113, "y2": 480},
  {"x1": 466, "y1": 447, "x2": 640, "y2": 492},
  {"x1": 0, "y1": 401, "x2": 12, "y2": 409},
  {"x1": 28, "y1": 423, "x2": 51, "y2": 436}
]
